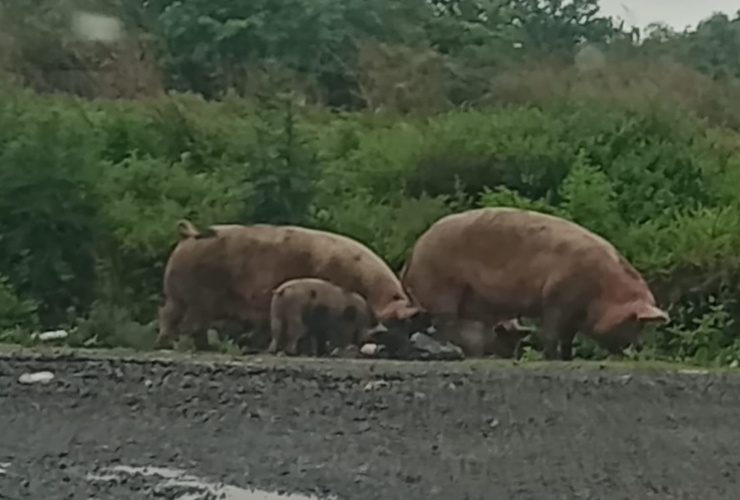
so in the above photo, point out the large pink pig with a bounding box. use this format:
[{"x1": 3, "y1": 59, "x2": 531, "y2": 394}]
[{"x1": 400, "y1": 207, "x2": 669, "y2": 360}]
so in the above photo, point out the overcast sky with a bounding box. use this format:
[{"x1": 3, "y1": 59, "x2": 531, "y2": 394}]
[{"x1": 598, "y1": 0, "x2": 739, "y2": 31}]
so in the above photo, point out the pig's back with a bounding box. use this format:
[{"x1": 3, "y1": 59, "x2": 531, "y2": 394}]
[
  {"x1": 413, "y1": 208, "x2": 626, "y2": 298},
  {"x1": 464, "y1": 208, "x2": 620, "y2": 262},
  {"x1": 273, "y1": 277, "x2": 346, "y2": 311},
  {"x1": 275, "y1": 277, "x2": 343, "y2": 298},
  {"x1": 221, "y1": 224, "x2": 400, "y2": 304},
  {"x1": 288, "y1": 226, "x2": 403, "y2": 293},
  {"x1": 218, "y1": 225, "x2": 321, "y2": 289}
]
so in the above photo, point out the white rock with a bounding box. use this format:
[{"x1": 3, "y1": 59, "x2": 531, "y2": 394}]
[
  {"x1": 363, "y1": 380, "x2": 389, "y2": 391},
  {"x1": 38, "y1": 329, "x2": 69, "y2": 341},
  {"x1": 677, "y1": 369, "x2": 709, "y2": 376},
  {"x1": 18, "y1": 371, "x2": 55, "y2": 385},
  {"x1": 71, "y1": 11, "x2": 123, "y2": 42},
  {"x1": 360, "y1": 343, "x2": 379, "y2": 356}
]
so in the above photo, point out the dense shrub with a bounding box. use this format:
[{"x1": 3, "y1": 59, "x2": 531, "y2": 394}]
[
  {"x1": 0, "y1": 0, "x2": 626, "y2": 107},
  {"x1": 3, "y1": 0, "x2": 740, "y2": 366},
  {"x1": 0, "y1": 95, "x2": 103, "y2": 326},
  {"x1": 0, "y1": 80, "x2": 739, "y2": 366}
]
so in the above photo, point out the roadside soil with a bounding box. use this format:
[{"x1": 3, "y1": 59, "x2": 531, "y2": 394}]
[{"x1": 2, "y1": 348, "x2": 740, "y2": 500}]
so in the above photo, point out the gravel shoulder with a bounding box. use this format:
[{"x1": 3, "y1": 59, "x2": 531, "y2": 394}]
[{"x1": 2, "y1": 345, "x2": 740, "y2": 500}]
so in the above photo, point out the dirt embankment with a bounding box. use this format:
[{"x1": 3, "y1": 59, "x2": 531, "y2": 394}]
[{"x1": 2, "y1": 350, "x2": 740, "y2": 499}]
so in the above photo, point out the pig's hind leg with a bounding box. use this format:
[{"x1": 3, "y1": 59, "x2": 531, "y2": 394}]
[
  {"x1": 179, "y1": 309, "x2": 211, "y2": 351},
  {"x1": 540, "y1": 306, "x2": 577, "y2": 361},
  {"x1": 156, "y1": 299, "x2": 184, "y2": 348},
  {"x1": 268, "y1": 316, "x2": 285, "y2": 355},
  {"x1": 558, "y1": 329, "x2": 577, "y2": 361},
  {"x1": 284, "y1": 316, "x2": 309, "y2": 356}
]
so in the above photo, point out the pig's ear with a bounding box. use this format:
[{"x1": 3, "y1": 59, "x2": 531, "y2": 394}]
[
  {"x1": 494, "y1": 319, "x2": 534, "y2": 339},
  {"x1": 508, "y1": 318, "x2": 536, "y2": 337},
  {"x1": 635, "y1": 303, "x2": 670, "y2": 324},
  {"x1": 591, "y1": 303, "x2": 632, "y2": 335},
  {"x1": 592, "y1": 300, "x2": 669, "y2": 334},
  {"x1": 404, "y1": 307, "x2": 422, "y2": 320},
  {"x1": 394, "y1": 305, "x2": 421, "y2": 321},
  {"x1": 342, "y1": 305, "x2": 358, "y2": 322}
]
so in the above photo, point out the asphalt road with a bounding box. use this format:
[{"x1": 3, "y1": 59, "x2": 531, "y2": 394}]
[{"x1": 2, "y1": 351, "x2": 740, "y2": 500}]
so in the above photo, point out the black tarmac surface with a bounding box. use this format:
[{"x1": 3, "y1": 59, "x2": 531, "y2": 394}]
[{"x1": 2, "y1": 349, "x2": 740, "y2": 500}]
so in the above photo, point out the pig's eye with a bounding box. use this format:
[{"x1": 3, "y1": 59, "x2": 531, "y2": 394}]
[{"x1": 392, "y1": 294, "x2": 402, "y2": 300}]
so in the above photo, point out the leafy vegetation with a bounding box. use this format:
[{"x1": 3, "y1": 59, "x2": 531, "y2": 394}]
[{"x1": 2, "y1": 0, "x2": 740, "y2": 366}]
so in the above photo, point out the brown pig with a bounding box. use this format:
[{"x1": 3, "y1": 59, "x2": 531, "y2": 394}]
[
  {"x1": 400, "y1": 207, "x2": 669, "y2": 361},
  {"x1": 268, "y1": 278, "x2": 388, "y2": 357},
  {"x1": 156, "y1": 220, "x2": 422, "y2": 350}
]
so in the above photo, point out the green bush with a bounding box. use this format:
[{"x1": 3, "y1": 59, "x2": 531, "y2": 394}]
[
  {"x1": 1, "y1": 81, "x2": 740, "y2": 365},
  {"x1": 4, "y1": 0, "x2": 740, "y2": 366},
  {"x1": 0, "y1": 95, "x2": 103, "y2": 327},
  {"x1": 0, "y1": 276, "x2": 38, "y2": 332}
]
